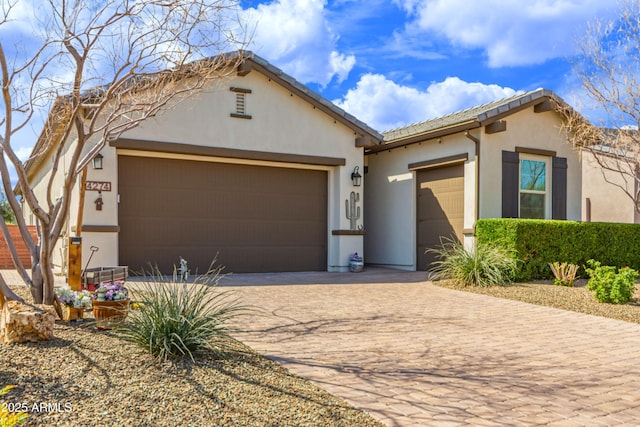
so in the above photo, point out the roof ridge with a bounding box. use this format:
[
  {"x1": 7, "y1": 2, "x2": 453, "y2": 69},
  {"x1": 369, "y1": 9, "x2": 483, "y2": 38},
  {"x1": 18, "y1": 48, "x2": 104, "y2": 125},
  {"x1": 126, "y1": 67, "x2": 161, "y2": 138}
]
[
  {"x1": 380, "y1": 88, "x2": 554, "y2": 142},
  {"x1": 382, "y1": 89, "x2": 540, "y2": 135}
]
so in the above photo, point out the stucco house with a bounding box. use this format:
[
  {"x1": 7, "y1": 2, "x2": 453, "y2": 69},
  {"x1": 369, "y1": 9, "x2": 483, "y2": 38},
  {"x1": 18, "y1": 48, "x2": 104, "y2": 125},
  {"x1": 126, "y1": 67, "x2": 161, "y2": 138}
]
[
  {"x1": 24, "y1": 52, "x2": 382, "y2": 274},
  {"x1": 581, "y1": 144, "x2": 640, "y2": 224},
  {"x1": 364, "y1": 89, "x2": 582, "y2": 271}
]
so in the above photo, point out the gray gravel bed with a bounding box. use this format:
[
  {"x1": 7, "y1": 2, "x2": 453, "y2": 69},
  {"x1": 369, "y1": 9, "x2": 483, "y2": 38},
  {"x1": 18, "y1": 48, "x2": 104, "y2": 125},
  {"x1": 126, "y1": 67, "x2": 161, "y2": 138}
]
[
  {"x1": 0, "y1": 286, "x2": 384, "y2": 427},
  {"x1": 434, "y1": 278, "x2": 640, "y2": 324}
]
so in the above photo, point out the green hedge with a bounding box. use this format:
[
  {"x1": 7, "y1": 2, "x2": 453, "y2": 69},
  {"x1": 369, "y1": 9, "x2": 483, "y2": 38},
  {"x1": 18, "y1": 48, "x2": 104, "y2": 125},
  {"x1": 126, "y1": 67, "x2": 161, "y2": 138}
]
[{"x1": 475, "y1": 219, "x2": 640, "y2": 281}]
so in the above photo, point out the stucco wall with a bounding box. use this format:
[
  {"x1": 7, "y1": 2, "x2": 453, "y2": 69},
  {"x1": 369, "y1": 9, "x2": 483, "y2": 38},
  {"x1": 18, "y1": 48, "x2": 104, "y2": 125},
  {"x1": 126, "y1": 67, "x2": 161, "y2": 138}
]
[
  {"x1": 581, "y1": 150, "x2": 638, "y2": 223},
  {"x1": 479, "y1": 107, "x2": 582, "y2": 221},
  {"x1": 76, "y1": 70, "x2": 366, "y2": 272},
  {"x1": 364, "y1": 135, "x2": 477, "y2": 270},
  {"x1": 365, "y1": 106, "x2": 582, "y2": 271}
]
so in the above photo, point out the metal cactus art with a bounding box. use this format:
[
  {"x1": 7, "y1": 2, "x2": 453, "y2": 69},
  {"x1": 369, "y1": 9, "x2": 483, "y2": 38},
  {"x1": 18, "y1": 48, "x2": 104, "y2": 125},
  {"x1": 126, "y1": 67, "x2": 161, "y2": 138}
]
[{"x1": 345, "y1": 191, "x2": 361, "y2": 230}]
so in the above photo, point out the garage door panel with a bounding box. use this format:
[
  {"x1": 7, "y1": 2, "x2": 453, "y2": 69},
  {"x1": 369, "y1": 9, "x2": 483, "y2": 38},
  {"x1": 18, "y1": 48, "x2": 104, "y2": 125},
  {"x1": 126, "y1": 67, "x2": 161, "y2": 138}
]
[
  {"x1": 417, "y1": 165, "x2": 464, "y2": 271},
  {"x1": 118, "y1": 156, "x2": 327, "y2": 273}
]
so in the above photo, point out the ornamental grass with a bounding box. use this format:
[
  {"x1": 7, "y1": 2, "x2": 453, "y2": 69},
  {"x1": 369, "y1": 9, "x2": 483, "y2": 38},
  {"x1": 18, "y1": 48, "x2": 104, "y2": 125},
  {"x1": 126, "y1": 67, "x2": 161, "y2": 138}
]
[
  {"x1": 119, "y1": 263, "x2": 248, "y2": 362},
  {"x1": 427, "y1": 239, "x2": 518, "y2": 287}
]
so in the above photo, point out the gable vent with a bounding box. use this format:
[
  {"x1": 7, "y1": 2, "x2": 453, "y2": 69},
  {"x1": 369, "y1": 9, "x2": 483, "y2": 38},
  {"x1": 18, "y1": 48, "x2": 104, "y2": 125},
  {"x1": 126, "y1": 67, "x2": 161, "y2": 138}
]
[
  {"x1": 230, "y1": 87, "x2": 252, "y2": 119},
  {"x1": 235, "y1": 93, "x2": 246, "y2": 114}
]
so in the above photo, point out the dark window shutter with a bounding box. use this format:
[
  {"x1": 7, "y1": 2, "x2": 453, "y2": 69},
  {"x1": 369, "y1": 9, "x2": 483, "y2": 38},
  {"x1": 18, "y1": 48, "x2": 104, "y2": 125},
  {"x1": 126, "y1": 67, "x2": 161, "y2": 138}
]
[
  {"x1": 552, "y1": 156, "x2": 567, "y2": 220},
  {"x1": 502, "y1": 150, "x2": 519, "y2": 218}
]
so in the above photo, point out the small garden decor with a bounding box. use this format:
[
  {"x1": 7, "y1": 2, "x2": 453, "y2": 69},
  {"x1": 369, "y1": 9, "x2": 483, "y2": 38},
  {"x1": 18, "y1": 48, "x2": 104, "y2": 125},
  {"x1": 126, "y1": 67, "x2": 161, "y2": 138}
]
[
  {"x1": 53, "y1": 285, "x2": 92, "y2": 321},
  {"x1": 92, "y1": 281, "x2": 130, "y2": 329},
  {"x1": 349, "y1": 252, "x2": 364, "y2": 272}
]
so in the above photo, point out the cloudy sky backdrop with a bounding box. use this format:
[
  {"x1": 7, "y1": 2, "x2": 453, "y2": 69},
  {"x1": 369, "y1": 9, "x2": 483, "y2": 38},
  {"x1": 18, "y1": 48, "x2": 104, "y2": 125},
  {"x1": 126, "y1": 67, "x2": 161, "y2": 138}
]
[
  {"x1": 0, "y1": 0, "x2": 623, "y2": 161},
  {"x1": 240, "y1": 0, "x2": 618, "y2": 131}
]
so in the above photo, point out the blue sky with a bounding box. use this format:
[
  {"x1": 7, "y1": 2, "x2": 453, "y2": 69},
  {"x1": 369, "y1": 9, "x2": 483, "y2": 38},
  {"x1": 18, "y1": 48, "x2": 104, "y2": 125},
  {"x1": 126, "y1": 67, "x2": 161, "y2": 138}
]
[
  {"x1": 0, "y1": 0, "x2": 622, "y2": 162},
  {"x1": 239, "y1": 0, "x2": 619, "y2": 131}
]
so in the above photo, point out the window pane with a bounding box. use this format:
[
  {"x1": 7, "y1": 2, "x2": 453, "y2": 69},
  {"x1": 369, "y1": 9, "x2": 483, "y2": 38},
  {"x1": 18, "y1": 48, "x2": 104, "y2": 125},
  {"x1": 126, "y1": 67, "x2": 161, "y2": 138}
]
[
  {"x1": 520, "y1": 193, "x2": 545, "y2": 219},
  {"x1": 520, "y1": 160, "x2": 546, "y2": 191}
]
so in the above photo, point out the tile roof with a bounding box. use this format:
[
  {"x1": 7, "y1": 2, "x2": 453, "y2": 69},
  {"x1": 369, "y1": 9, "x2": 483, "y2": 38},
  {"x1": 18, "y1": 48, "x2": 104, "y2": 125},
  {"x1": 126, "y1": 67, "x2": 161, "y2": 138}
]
[{"x1": 381, "y1": 88, "x2": 556, "y2": 143}]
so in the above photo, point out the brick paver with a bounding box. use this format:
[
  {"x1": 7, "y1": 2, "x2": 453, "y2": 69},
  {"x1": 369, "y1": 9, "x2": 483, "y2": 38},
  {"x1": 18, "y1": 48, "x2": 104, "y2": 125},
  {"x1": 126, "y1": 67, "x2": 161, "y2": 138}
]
[{"x1": 224, "y1": 271, "x2": 640, "y2": 427}]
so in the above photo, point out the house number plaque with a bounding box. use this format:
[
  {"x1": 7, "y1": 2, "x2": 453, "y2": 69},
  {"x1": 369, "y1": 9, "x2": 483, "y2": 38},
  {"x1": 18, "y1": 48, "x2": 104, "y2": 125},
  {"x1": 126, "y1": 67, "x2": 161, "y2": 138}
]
[{"x1": 86, "y1": 181, "x2": 112, "y2": 191}]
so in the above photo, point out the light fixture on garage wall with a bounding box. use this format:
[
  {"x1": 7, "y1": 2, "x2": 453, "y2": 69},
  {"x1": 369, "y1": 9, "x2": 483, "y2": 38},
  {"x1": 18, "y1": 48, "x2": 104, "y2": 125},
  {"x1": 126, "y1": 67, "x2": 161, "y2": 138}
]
[
  {"x1": 351, "y1": 166, "x2": 362, "y2": 187},
  {"x1": 92, "y1": 153, "x2": 103, "y2": 170}
]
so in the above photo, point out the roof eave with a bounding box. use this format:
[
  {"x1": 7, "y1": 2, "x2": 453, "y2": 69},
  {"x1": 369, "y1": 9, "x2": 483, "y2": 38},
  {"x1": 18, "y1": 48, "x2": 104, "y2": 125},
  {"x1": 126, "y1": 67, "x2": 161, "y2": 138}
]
[
  {"x1": 366, "y1": 120, "x2": 480, "y2": 154},
  {"x1": 477, "y1": 88, "x2": 556, "y2": 126}
]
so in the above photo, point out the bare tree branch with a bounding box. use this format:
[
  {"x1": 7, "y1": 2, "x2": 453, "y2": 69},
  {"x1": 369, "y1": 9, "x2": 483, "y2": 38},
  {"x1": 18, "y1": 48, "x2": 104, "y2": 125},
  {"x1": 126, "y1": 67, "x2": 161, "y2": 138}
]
[
  {"x1": 0, "y1": 0, "x2": 251, "y2": 303},
  {"x1": 557, "y1": 0, "x2": 640, "y2": 214}
]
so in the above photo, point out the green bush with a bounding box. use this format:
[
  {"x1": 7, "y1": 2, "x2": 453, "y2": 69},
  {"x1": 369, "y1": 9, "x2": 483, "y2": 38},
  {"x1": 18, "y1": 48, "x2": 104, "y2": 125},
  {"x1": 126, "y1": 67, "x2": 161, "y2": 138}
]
[
  {"x1": 427, "y1": 239, "x2": 518, "y2": 287},
  {"x1": 120, "y1": 264, "x2": 247, "y2": 362},
  {"x1": 585, "y1": 259, "x2": 639, "y2": 304},
  {"x1": 476, "y1": 219, "x2": 640, "y2": 281}
]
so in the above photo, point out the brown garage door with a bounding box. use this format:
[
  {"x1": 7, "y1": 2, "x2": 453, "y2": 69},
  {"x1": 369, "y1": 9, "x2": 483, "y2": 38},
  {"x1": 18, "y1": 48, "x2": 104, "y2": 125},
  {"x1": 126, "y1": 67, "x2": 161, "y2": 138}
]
[
  {"x1": 417, "y1": 164, "x2": 464, "y2": 271},
  {"x1": 118, "y1": 156, "x2": 327, "y2": 274}
]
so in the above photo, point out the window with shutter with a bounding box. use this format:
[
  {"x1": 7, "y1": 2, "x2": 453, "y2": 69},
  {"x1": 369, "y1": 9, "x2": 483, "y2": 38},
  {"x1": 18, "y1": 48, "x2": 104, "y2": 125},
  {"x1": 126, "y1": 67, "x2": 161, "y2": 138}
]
[{"x1": 502, "y1": 150, "x2": 568, "y2": 220}]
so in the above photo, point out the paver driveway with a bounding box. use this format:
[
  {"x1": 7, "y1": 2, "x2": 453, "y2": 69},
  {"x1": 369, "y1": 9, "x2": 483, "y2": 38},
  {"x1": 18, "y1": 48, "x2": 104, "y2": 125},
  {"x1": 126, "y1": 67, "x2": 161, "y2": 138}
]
[{"x1": 224, "y1": 270, "x2": 640, "y2": 427}]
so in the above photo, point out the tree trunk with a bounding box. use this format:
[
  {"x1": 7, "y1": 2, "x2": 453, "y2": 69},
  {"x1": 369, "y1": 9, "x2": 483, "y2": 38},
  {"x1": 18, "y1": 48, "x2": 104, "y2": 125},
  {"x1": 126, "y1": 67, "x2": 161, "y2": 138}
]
[
  {"x1": 41, "y1": 252, "x2": 55, "y2": 305},
  {"x1": 30, "y1": 263, "x2": 44, "y2": 304},
  {"x1": 29, "y1": 227, "x2": 57, "y2": 305}
]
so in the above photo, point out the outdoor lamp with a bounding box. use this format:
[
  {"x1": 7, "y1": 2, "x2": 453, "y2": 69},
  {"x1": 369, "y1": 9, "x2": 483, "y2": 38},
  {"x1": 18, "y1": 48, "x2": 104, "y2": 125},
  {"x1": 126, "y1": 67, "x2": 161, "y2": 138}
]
[
  {"x1": 92, "y1": 153, "x2": 103, "y2": 170},
  {"x1": 351, "y1": 166, "x2": 362, "y2": 187}
]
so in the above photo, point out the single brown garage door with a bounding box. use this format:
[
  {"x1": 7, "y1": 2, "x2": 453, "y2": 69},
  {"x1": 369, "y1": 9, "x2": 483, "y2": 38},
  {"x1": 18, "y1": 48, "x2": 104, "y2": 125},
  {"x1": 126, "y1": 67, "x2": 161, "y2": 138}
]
[
  {"x1": 118, "y1": 155, "x2": 327, "y2": 274},
  {"x1": 417, "y1": 164, "x2": 464, "y2": 271}
]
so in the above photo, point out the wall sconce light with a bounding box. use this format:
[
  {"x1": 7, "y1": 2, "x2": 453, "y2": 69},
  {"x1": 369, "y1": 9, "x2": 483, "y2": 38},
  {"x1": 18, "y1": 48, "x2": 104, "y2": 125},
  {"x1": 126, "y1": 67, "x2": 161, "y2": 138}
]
[
  {"x1": 351, "y1": 166, "x2": 362, "y2": 187},
  {"x1": 92, "y1": 153, "x2": 104, "y2": 170}
]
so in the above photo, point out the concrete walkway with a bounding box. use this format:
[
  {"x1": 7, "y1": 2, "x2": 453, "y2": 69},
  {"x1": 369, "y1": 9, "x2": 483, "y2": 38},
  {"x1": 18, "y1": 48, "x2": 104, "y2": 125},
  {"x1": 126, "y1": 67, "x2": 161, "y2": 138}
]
[{"x1": 224, "y1": 270, "x2": 640, "y2": 427}]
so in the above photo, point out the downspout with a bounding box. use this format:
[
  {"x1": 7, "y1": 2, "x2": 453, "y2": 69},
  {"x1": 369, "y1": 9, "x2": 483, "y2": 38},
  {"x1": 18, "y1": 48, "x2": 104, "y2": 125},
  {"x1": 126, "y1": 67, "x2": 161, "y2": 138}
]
[{"x1": 465, "y1": 130, "x2": 480, "y2": 232}]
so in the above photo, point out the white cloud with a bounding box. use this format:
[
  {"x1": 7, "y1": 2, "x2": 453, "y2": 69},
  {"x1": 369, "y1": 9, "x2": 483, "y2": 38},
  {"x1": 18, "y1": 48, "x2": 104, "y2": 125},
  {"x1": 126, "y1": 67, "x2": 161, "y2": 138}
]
[
  {"x1": 0, "y1": 0, "x2": 39, "y2": 35},
  {"x1": 334, "y1": 74, "x2": 517, "y2": 131},
  {"x1": 394, "y1": 0, "x2": 618, "y2": 67},
  {"x1": 242, "y1": 0, "x2": 355, "y2": 86}
]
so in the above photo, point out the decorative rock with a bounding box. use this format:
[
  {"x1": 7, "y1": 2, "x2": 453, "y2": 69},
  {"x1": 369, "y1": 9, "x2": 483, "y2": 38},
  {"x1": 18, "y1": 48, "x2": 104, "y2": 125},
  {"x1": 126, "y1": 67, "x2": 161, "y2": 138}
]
[{"x1": 0, "y1": 300, "x2": 55, "y2": 344}]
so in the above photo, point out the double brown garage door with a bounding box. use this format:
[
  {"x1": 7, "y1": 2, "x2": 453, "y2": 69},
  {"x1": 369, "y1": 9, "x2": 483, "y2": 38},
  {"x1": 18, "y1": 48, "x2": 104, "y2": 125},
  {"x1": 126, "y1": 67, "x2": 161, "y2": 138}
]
[{"x1": 118, "y1": 156, "x2": 328, "y2": 274}]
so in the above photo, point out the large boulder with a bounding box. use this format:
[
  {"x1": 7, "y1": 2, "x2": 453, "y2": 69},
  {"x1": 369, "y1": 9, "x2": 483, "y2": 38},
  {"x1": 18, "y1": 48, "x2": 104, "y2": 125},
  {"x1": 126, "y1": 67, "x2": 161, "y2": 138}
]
[{"x1": 0, "y1": 300, "x2": 55, "y2": 344}]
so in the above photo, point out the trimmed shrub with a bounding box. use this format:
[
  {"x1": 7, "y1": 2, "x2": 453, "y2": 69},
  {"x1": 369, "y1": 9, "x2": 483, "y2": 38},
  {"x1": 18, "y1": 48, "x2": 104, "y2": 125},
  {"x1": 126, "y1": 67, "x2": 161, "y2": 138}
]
[
  {"x1": 585, "y1": 259, "x2": 638, "y2": 304},
  {"x1": 427, "y1": 239, "x2": 518, "y2": 287},
  {"x1": 476, "y1": 219, "x2": 640, "y2": 281},
  {"x1": 120, "y1": 264, "x2": 247, "y2": 362}
]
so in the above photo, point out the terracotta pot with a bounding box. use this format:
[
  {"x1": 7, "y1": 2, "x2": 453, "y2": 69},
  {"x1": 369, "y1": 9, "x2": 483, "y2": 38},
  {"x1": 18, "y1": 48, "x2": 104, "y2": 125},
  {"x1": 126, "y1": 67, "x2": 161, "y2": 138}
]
[{"x1": 92, "y1": 299, "x2": 130, "y2": 329}]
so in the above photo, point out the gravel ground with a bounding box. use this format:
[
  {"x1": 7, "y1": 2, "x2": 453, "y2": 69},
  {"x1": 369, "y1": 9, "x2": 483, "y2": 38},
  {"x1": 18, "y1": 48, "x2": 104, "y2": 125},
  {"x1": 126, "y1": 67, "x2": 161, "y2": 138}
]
[
  {"x1": 0, "y1": 286, "x2": 384, "y2": 427},
  {"x1": 434, "y1": 278, "x2": 640, "y2": 324},
  {"x1": 5, "y1": 278, "x2": 640, "y2": 426}
]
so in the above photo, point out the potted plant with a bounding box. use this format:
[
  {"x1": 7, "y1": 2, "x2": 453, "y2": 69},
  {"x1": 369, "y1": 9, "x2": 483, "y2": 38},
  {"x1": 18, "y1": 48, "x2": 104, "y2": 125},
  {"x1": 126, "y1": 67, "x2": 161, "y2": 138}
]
[
  {"x1": 91, "y1": 281, "x2": 130, "y2": 329},
  {"x1": 53, "y1": 285, "x2": 93, "y2": 321},
  {"x1": 349, "y1": 252, "x2": 364, "y2": 272}
]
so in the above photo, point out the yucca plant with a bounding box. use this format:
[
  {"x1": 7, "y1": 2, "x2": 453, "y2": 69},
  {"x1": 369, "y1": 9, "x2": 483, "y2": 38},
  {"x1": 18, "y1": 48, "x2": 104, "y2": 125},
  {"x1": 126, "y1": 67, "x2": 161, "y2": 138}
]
[
  {"x1": 549, "y1": 262, "x2": 580, "y2": 287},
  {"x1": 119, "y1": 262, "x2": 248, "y2": 362},
  {"x1": 427, "y1": 239, "x2": 518, "y2": 287}
]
